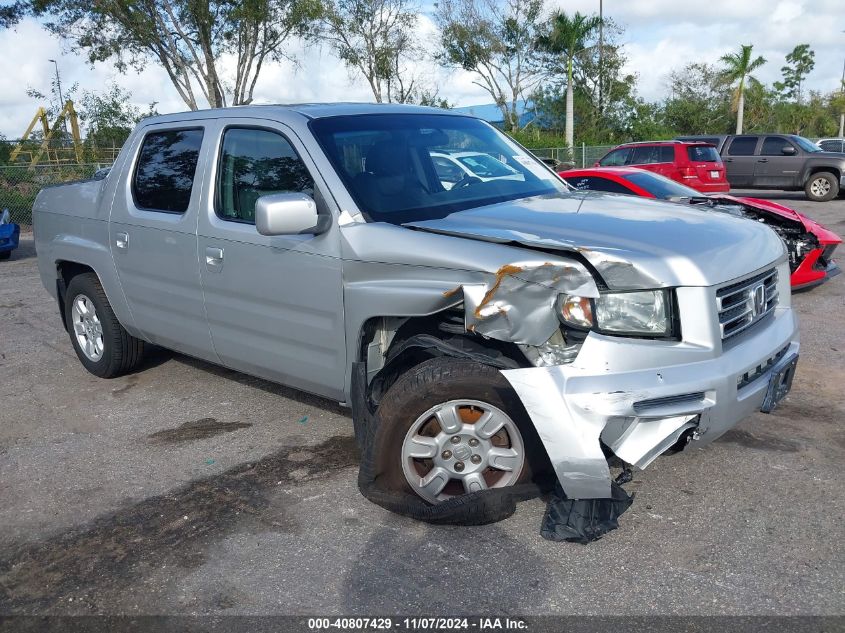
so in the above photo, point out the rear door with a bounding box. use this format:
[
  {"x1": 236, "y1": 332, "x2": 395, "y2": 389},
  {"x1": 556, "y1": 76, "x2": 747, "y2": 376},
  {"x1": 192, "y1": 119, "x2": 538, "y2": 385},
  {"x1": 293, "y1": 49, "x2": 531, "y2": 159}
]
[
  {"x1": 108, "y1": 123, "x2": 216, "y2": 361},
  {"x1": 755, "y1": 136, "x2": 801, "y2": 187},
  {"x1": 722, "y1": 136, "x2": 760, "y2": 186},
  {"x1": 685, "y1": 144, "x2": 726, "y2": 186},
  {"x1": 628, "y1": 145, "x2": 674, "y2": 178},
  {"x1": 196, "y1": 119, "x2": 346, "y2": 400}
]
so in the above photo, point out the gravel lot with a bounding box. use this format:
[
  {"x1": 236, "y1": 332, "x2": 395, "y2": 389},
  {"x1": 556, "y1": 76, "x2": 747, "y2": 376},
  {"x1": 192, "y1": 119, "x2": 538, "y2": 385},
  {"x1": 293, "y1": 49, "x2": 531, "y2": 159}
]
[{"x1": 0, "y1": 191, "x2": 843, "y2": 617}]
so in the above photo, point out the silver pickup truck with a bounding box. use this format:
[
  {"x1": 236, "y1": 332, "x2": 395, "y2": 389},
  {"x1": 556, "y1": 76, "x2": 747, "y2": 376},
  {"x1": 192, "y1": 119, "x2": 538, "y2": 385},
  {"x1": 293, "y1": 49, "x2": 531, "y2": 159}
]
[{"x1": 34, "y1": 103, "x2": 799, "y2": 517}]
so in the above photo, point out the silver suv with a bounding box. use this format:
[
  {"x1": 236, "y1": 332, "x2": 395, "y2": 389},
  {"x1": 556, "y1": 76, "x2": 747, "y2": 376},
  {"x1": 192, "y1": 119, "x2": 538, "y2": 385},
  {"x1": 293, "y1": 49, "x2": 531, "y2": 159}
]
[{"x1": 34, "y1": 104, "x2": 799, "y2": 515}]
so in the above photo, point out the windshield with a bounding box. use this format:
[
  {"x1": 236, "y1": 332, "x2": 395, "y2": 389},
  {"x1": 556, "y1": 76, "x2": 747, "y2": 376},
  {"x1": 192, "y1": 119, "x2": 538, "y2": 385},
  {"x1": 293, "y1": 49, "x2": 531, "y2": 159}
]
[
  {"x1": 310, "y1": 114, "x2": 567, "y2": 223},
  {"x1": 456, "y1": 153, "x2": 519, "y2": 178},
  {"x1": 623, "y1": 171, "x2": 703, "y2": 199},
  {"x1": 792, "y1": 135, "x2": 821, "y2": 153}
]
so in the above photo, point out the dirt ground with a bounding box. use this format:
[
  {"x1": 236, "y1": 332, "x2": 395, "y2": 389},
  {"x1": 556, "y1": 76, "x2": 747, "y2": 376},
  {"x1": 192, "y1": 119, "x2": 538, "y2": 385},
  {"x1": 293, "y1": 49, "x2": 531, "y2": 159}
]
[{"x1": 0, "y1": 191, "x2": 843, "y2": 616}]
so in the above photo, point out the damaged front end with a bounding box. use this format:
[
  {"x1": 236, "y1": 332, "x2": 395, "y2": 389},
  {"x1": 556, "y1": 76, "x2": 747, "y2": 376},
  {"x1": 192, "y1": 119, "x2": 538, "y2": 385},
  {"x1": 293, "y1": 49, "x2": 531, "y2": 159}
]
[
  {"x1": 706, "y1": 196, "x2": 841, "y2": 290},
  {"x1": 350, "y1": 200, "x2": 798, "y2": 542}
]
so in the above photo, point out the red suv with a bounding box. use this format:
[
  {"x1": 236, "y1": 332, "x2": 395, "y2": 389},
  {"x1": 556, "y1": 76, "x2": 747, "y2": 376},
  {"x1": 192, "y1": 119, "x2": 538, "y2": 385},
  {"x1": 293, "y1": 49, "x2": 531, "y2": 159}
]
[{"x1": 595, "y1": 141, "x2": 729, "y2": 193}]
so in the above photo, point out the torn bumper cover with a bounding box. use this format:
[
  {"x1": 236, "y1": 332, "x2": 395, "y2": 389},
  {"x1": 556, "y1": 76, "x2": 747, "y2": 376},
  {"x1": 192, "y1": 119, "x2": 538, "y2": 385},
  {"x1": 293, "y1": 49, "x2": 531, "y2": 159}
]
[{"x1": 501, "y1": 306, "x2": 799, "y2": 500}]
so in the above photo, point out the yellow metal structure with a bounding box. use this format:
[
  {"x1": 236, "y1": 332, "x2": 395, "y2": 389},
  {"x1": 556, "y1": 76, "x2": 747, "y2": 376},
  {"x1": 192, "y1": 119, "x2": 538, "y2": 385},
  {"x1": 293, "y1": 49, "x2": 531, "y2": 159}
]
[{"x1": 9, "y1": 101, "x2": 84, "y2": 167}]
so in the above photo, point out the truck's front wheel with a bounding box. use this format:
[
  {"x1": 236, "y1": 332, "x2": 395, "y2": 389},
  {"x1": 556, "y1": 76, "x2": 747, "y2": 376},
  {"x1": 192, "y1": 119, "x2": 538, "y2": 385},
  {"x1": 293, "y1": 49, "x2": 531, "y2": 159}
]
[
  {"x1": 64, "y1": 272, "x2": 145, "y2": 378},
  {"x1": 805, "y1": 172, "x2": 839, "y2": 201},
  {"x1": 374, "y1": 357, "x2": 549, "y2": 504}
]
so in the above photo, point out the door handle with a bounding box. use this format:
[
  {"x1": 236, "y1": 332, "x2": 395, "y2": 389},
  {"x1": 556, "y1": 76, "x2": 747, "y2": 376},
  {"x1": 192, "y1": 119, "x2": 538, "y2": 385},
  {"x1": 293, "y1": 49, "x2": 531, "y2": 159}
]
[
  {"x1": 115, "y1": 232, "x2": 129, "y2": 250},
  {"x1": 724, "y1": 158, "x2": 733, "y2": 162},
  {"x1": 757, "y1": 158, "x2": 769, "y2": 163},
  {"x1": 205, "y1": 246, "x2": 224, "y2": 271}
]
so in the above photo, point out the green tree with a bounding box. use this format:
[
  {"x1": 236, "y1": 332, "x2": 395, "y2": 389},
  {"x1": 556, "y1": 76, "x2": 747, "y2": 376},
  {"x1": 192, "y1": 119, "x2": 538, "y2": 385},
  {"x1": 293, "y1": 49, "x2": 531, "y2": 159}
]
[
  {"x1": 718, "y1": 44, "x2": 766, "y2": 134},
  {"x1": 535, "y1": 10, "x2": 601, "y2": 155},
  {"x1": 78, "y1": 83, "x2": 158, "y2": 149},
  {"x1": 662, "y1": 63, "x2": 731, "y2": 134},
  {"x1": 319, "y1": 0, "x2": 420, "y2": 103},
  {"x1": 774, "y1": 44, "x2": 815, "y2": 104},
  {"x1": 25, "y1": 0, "x2": 322, "y2": 110},
  {"x1": 435, "y1": 0, "x2": 544, "y2": 132}
]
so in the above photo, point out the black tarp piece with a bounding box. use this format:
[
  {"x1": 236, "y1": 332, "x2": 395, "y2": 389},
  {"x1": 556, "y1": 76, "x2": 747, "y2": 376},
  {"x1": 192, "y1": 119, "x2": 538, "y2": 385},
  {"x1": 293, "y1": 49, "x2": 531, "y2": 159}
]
[
  {"x1": 540, "y1": 482, "x2": 633, "y2": 543},
  {"x1": 351, "y1": 361, "x2": 633, "y2": 538}
]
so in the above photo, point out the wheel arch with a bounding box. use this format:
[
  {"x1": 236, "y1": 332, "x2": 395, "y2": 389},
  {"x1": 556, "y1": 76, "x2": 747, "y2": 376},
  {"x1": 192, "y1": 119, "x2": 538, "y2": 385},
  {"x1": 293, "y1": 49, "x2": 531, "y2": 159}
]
[
  {"x1": 805, "y1": 165, "x2": 841, "y2": 183},
  {"x1": 54, "y1": 259, "x2": 138, "y2": 337}
]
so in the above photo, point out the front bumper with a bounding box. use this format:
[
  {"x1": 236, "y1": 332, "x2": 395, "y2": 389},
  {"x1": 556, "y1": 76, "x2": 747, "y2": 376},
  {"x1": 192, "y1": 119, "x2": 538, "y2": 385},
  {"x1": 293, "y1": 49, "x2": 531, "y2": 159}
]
[
  {"x1": 791, "y1": 245, "x2": 840, "y2": 291},
  {"x1": 501, "y1": 306, "x2": 799, "y2": 500},
  {"x1": 0, "y1": 222, "x2": 19, "y2": 253}
]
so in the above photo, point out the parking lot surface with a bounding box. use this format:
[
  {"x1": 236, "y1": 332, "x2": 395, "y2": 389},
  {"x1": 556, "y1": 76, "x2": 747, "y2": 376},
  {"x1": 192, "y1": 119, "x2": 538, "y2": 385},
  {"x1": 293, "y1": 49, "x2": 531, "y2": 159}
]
[{"x1": 0, "y1": 191, "x2": 843, "y2": 616}]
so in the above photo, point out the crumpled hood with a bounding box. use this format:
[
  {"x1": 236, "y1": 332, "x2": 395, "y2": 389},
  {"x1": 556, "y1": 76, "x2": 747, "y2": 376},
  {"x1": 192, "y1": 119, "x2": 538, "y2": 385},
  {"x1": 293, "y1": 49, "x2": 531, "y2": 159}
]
[{"x1": 405, "y1": 192, "x2": 787, "y2": 289}]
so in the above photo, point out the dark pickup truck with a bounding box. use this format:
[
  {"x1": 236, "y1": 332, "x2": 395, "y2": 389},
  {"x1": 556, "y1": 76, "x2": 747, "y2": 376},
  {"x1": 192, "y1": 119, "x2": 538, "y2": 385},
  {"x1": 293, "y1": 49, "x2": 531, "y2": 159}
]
[{"x1": 677, "y1": 134, "x2": 845, "y2": 202}]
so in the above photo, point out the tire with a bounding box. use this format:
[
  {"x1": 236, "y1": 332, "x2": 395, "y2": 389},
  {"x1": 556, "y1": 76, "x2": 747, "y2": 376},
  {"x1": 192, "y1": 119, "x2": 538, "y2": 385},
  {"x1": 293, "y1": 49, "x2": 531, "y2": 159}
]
[
  {"x1": 0, "y1": 251, "x2": 10, "y2": 260},
  {"x1": 64, "y1": 272, "x2": 145, "y2": 378},
  {"x1": 373, "y1": 357, "x2": 551, "y2": 505},
  {"x1": 804, "y1": 172, "x2": 839, "y2": 202}
]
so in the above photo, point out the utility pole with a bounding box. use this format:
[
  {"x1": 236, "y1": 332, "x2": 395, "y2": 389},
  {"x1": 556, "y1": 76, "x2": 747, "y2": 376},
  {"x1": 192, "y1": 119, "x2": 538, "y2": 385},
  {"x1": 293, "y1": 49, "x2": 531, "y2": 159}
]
[
  {"x1": 598, "y1": 0, "x2": 604, "y2": 115},
  {"x1": 48, "y1": 58, "x2": 69, "y2": 138},
  {"x1": 839, "y1": 55, "x2": 844, "y2": 138}
]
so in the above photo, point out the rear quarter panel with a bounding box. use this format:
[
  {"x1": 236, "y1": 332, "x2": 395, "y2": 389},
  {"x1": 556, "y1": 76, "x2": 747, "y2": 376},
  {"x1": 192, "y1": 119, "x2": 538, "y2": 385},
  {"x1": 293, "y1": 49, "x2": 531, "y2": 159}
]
[{"x1": 33, "y1": 175, "x2": 139, "y2": 335}]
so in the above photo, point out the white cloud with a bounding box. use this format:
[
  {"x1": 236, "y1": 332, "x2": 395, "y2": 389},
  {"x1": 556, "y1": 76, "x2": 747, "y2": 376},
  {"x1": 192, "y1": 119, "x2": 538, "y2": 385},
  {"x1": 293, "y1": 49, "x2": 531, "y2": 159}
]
[{"x1": 1, "y1": 1, "x2": 844, "y2": 137}]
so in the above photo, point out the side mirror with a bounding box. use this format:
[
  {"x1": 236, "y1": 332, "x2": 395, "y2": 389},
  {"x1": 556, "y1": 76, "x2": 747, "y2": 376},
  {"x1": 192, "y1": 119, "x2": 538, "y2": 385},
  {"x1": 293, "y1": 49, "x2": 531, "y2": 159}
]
[
  {"x1": 781, "y1": 146, "x2": 797, "y2": 155},
  {"x1": 255, "y1": 192, "x2": 328, "y2": 236}
]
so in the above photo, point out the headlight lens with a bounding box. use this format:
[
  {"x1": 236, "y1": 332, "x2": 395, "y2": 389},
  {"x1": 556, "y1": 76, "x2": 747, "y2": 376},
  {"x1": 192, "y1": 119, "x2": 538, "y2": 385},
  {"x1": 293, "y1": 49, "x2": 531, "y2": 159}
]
[
  {"x1": 556, "y1": 295, "x2": 593, "y2": 329},
  {"x1": 594, "y1": 290, "x2": 671, "y2": 335},
  {"x1": 558, "y1": 290, "x2": 673, "y2": 337}
]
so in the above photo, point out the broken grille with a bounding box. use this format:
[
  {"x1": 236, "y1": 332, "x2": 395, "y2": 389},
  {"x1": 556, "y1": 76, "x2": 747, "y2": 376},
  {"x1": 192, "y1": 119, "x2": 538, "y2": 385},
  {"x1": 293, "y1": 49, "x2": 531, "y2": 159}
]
[{"x1": 717, "y1": 268, "x2": 778, "y2": 341}]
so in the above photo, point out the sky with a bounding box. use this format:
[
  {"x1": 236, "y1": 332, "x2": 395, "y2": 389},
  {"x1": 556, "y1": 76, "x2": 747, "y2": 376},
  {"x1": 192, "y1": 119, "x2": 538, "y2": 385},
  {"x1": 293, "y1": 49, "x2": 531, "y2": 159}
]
[{"x1": 0, "y1": 0, "x2": 843, "y2": 138}]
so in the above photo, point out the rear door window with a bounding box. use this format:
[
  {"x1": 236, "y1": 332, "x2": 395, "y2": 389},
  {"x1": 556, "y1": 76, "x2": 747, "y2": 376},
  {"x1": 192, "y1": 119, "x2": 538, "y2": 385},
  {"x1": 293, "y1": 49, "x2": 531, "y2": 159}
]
[
  {"x1": 215, "y1": 127, "x2": 314, "y2": 224},
  {"x1": 727, "y1": 136, "x2": 759, "y2": 156},
  {"x1": 687, "y1": 145, "x2": 720, "y2": 162},
  {"x1": 761, "y1": 137, "x2": 796, "y2": 156},
  {"x1": 132, "y1": 128, "x2": 204, "y2": 213},
  {"x1": 630, "y1": 146, "x2": 672, "y2": 165},
  {"x1": 599, "y1": 148, "x2": 632, "y2": 166}
]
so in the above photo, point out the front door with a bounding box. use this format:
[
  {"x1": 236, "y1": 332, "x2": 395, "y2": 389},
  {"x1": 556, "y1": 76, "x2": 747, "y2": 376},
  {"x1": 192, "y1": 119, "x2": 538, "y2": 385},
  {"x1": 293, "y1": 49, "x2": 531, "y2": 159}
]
[
  {"x1": 196, "y1": 120, "x2": 346, "y2": 400},
  {"x1": 109, "y1": 123, "x2": 217, "y2": 361},
  {"x1": 722, "y1": 136, "x2": 760, "y2": 187},
  {"x1": 755, "y1": 136, "x2": 801, "y2": 188}
]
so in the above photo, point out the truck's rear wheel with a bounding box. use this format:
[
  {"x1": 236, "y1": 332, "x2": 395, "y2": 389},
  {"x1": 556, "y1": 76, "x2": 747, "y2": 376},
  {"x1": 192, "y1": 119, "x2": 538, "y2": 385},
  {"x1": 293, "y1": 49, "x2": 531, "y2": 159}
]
[
  {"x1": 64, "y1": 272, "x2": 145, "y2": 378},
  {"x1": 374, "y1": 357, "x2": 549, "y2": 504},
  {"x1": 805, "y1": 172, "x2": 839, "y2": 202}
]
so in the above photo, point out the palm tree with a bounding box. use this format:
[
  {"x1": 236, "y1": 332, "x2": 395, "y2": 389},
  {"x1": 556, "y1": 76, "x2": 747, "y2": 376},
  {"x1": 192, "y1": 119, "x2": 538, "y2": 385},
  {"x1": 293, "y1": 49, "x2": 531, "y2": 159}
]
[
  {"x1": 536, "y1": 11, "x2": 601, "y2": 158},
  {"x1": 719, "y1": 44, "x2": 766, "y2": 134}
]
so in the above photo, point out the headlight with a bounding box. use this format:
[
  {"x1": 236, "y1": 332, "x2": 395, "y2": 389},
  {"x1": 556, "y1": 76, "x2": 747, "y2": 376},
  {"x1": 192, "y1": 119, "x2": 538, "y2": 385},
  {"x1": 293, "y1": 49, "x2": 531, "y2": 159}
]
[{"x1": 557, "y1": 290, "x2": 675, "y2": 337}]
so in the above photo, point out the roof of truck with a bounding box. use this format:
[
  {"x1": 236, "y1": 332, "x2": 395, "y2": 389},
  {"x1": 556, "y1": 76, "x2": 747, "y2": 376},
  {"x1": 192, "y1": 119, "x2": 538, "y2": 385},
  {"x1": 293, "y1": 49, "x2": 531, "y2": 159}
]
[{"x1": 140, "y1": 102, "x2": 453, "y2": 126}]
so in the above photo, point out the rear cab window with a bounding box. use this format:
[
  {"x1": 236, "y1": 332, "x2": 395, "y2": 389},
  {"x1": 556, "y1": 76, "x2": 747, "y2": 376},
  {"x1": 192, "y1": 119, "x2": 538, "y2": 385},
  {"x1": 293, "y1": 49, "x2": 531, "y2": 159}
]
[
  {"x1": 686, "y1": 145, "x2": 720, "y2": 163},
  {"x1": 132, "y1": 128, "x2": 204, "y2": 213},
  {"x1": 726, "y1": 136, "x2": 759, "y2": 156},
  {"x1": 215, "y1": 127, "x2": 314, "y2": 224}
]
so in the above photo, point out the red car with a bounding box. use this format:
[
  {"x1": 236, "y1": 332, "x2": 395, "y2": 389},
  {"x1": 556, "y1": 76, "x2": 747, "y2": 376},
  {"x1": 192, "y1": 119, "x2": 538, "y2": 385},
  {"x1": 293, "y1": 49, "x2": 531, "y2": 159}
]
[
  {"x1": 560, "y1": 167, "x2": 841, "y2": 291},
  {"x1": 595, "y1": 140, "x2": 730, "y2": 194}
]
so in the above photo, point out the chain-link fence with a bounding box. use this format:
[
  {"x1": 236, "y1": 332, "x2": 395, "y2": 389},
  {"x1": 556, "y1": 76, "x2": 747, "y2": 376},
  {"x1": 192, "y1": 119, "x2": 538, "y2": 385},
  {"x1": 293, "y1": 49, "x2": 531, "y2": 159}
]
[
  {"x1": 530, "y1": 145, "x2": 615, "y2": 168},
  {"x1": 0, "y1": 163, "x2": 111, "y2": 226}
]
